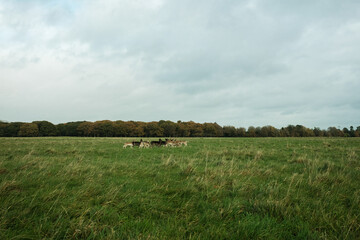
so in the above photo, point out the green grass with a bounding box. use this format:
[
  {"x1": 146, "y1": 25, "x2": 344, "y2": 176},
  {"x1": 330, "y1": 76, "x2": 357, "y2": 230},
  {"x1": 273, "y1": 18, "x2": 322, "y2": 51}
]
[{"x1": 0, "y1": 137, "x2": 359, "y2": 239}]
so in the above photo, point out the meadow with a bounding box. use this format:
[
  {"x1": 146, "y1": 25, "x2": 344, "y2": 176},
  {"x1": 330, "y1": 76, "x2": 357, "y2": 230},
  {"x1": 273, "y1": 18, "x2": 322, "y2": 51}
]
[{"x1": 0, "y1": 137, "x2": 359, "y2": 239}]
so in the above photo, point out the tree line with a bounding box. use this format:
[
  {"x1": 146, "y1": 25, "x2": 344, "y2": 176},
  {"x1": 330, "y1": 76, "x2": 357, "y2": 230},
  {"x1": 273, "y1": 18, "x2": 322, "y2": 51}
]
[{"x1": 0, "y1": 120, "x2": 359, "y2": 138}]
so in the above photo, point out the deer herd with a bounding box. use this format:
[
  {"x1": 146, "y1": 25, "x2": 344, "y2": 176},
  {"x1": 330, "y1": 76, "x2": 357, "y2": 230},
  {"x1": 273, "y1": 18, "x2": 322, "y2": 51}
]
[{"x1": 123, "y1": 139, "x2": 188, "y2": 148}]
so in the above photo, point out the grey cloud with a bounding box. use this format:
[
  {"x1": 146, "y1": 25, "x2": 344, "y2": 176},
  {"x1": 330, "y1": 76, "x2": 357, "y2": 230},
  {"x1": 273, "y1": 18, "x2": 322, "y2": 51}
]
[{"x1": 0, "y1": 0, "x2": 359, "y2": 128}]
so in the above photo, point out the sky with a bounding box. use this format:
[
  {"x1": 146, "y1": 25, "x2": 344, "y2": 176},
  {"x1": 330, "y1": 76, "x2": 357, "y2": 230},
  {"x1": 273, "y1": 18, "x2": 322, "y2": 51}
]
[{"x1": 0, "y1": 0, "x2": 359, "y2": 129}]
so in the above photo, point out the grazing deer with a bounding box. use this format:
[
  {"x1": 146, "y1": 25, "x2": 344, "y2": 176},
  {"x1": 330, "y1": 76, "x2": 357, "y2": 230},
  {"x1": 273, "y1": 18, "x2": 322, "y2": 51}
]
[
  {"x1": 165, "y1": 139, "x2": 180, "y2": 147},
  {"x1": 178, "y1": 141, "x2": 188, "y2": 146},
  {"x1": 123, "y1": 142, "x2": 133, "y2": 148},
  {"x1": 151, "y1": 139, "x2": 165, "y2": 147},
  {"x1": 140, "y1": 141, "x2": 150, "y2": 148},
  {"x1": 132, "y1": 139, "x2": 143, "y2": 147},
  {"x1": 165, "y1": 140, "x2": 175, "y2": 147}
]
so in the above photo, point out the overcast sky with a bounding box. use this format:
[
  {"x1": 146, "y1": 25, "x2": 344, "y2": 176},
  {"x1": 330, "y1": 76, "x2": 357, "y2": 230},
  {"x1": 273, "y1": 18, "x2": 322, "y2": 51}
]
[{"x1": 1, "y1": 0, "x2": 359, "y2": 128}]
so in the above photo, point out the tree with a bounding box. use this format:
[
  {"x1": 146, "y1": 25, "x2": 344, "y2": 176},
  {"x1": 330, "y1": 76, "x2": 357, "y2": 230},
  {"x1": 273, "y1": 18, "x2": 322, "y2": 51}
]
[
  {"x1": 33, "y1": 121, "x2": 57, "y2": 136},
  {"x1": 113, "y1": 121, "x2": 128, "y2": 137},
  {"x1": 4, "y1": 122, "x2": 22, "y2": 137},
  {"x1": 132, "y1": 122, "x2": 145, "y2": 137},
  {"x1": 247, "y1": 126, "x2": 256, "y2": 137},
  {"x1": 159, "y1": 120, "x2": 176, "y2": 137},
  {"x1": 188, "y1": 121, "x2": 204, "y2": 137},
  {"x1": 349, "y1": 126, "x2": 355, "y2": 137},
  {"x1": 260, "y1": 125, "x2": 278, "y2": 137},
  {"x1": 313, "y1": 127, "x2": 324, "y2": 137},
  {"x1": 175, "y1": 121, "x2": 190, "y2": 137},
  {"x1": 327, "y1": 127, "x2": 342, "y2": 137},
  {"x1": 77, "y1": 122, "x2": 95, "y2": 137},
  {"x1": 94, "y1": 120, "x2": 115, "y2": 137},
  {"x1": 223, "y1": 126, "x2": 237, "y2": 137},
  {"x1": 268, "y1": 126, "x2": 279, "y2": 137},
  {"x1": 343, "y1": 127, "x2": 350, "y2": 137},
  {"x1": 18, "y1": 123, "x2": 39, "y2": 137},
  {"x1": 260, "y1": 126, "x2": 269, "y2": 137},
  {"x1": 203, "y1": 123, "x2": 217, "y2": 137},
  {"x1": 213, "y1": 123, "x2": 224, "y2": 137},
  {"x1": 355, "y1": 126, "x2": 360, "y2": 137},
  {"x1": 0, "y1": 121, "x2": 8, "y2": 137},
  {"x1": 279, "y1": 127, "x2": 289, "y2": 137},
  {"x1": 291, "y1": 125, "x2": 314, "y2": 137},
  {"x1": 236, "y1": 127, "x2": 246, "y2": 137},
  {"x1": 144, "y1": 122, "x2": 163, "y2": 137},
  {"x1": 57, "y1": 121, "x2": 84, "y2": 136}
]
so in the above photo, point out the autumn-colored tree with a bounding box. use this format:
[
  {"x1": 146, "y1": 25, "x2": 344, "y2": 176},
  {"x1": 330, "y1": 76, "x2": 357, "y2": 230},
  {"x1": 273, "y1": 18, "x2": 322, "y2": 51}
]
[
  {"x1": 1, "y1": 120, "x2": 358, "y2": 138},
  {"x1": 213, "y1": 123, "x2": 224, "y2": 137},
  {"x1": 94, "y1": 120, "x2": 115, "y2": 137},
  {"x1": 113, "y1": 121, "x2": 128, "y2": 137},
  {"x1": 247, "y1": 126, "x2": 256, "y2": 137},
  {"x1": 122, "y1": 121, "x2": 136, "y2": 137},
  {"x1": 327, "y1": 127, "x2": 343, "y2": 137},
  {"x1": 133, "y1": 122, "x2": 146, "y2": 137},
  {"x1": 268, "y1": 126, "x2": 279, "y2": 137},
  {"x1": 18, "y1": 123, "x2": 39, "y2": 137},
  {"x1": 236, "y1": 127, "x2": 246, "y2": 137},
  {"x1": 260, "y1": 125, "x2": 278, "y2": 137},
  {"x1": 77, "y1": 122, "x2": 95, "y2": 137},
  {"x1": 355, "y1": 126, "x2": 360, "y2": 137},
  {"x1": 187, "y1": 121, "x2": 203, "y2": 137},
  {"x1": 305, "y1": 128, "x2": 315, "y2": 137}
]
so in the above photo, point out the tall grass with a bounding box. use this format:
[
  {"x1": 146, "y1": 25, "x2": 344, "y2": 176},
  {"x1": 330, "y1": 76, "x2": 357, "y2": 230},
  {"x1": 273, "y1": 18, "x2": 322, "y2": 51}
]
[{"x1": 0, "y1": 137, "x2": 359, "y2": 239}]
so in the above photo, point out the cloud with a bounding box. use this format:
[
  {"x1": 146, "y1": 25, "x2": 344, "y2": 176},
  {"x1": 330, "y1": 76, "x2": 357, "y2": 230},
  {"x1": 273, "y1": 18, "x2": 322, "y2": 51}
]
[{"x1": 0, "y1": 0, "x2": 359, "y2": 128}]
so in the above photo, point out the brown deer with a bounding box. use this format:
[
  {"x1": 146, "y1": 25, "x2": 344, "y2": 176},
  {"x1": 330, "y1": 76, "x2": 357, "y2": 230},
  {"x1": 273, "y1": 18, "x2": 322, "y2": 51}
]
[{"x1": 123, "y1": 142, "x2": 133, "y2": 148}]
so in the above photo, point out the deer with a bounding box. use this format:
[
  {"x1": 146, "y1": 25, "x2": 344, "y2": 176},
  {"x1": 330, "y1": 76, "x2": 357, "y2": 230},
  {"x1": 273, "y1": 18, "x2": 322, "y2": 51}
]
[
  {"x1": 123, "y1": 142, "x2": 133, "y2": 148},
  {"x1": 139, "y1": 141, "x2": 150, "y2": 148}
]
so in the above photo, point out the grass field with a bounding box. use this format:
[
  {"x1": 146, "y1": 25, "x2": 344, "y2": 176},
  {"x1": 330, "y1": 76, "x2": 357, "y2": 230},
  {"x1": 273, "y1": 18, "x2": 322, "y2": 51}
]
[{"x1": 0, "y1": 137, "x2": 359, "y2": 239}]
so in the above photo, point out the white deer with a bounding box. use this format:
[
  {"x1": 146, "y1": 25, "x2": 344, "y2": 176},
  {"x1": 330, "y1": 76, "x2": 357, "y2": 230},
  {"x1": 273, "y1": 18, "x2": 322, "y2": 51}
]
[{"x1": 139, "y1": 141, "x2": 150, "y2": 148}]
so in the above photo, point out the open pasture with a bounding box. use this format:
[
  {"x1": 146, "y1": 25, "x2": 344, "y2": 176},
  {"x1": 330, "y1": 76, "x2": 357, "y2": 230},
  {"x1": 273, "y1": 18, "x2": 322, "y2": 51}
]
[{"x1": 0, "y1": 137, "x2": 360, "y2": 239}]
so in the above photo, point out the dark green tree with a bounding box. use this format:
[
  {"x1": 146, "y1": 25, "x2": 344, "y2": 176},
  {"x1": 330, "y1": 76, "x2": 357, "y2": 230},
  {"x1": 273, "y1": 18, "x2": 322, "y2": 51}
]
[
  {"x1": 0, "y1": 121, "x2": 8, "y2": 137},
  {"x1": 327, "y1": 127, "x2": 343, "y2": 137},
  {"x1": 313, "y1": 127, "x2": 323, "y2": 137},
  {"x1": 175, "y1": 121, "x2": 190, "y2": 137},
  {"x1": 94, "y1": 120, "x2": 115, "y2": 137},
  {"x1": 113, "y1": 121, "x2": 128, "y2": 137},
  {"x1": 33, "y1": 121, "x2": 57, "y2": 136},
  {"x1": 57, "y1": 121, "x2": 84, "y2": 136},
  {"x1": 203, "y1": 123, "x2": 217, "y2": 137},
  {"x1": 18, "y1": 123, "x2": 39, "y2": 137},
  {"x1": 236, "y1": 127, "x2": 246, "y2": 137},
  {"x1": 144, "y1": 122, "x2": 163, "y2": 137},
  {"x1": 4, "y1": 122, "x2": 22, "y2": 137},
  {"x1": 159, "y1": 120, "x2": 176, "y2": 137},
  {"x1": 349, "y1": 126, "x2": 355, "y2": 137},
  {"x1": 223, "y1": 126, "x2": 237, "y2": 137}
]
